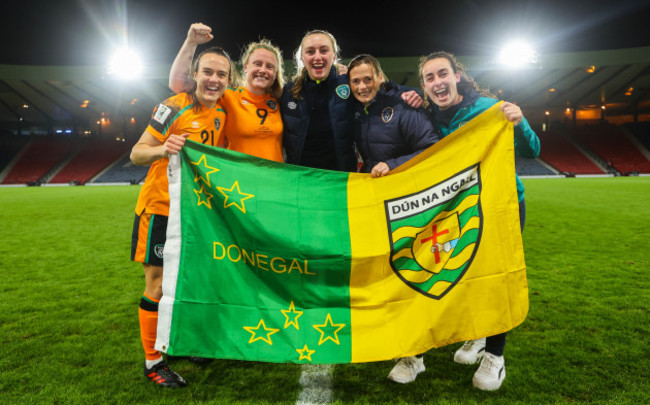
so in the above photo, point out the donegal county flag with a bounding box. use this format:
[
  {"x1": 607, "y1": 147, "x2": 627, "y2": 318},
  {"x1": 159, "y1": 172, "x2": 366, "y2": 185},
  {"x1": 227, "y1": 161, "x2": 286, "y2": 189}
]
[{"x1": 156, "y1": 102, "x2": 528, "y2": 364}]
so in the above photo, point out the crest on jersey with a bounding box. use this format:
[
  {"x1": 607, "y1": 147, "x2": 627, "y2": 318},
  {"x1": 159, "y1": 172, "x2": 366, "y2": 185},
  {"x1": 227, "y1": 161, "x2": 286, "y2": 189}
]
[
  {"x1": 382, "y1": 107, "x2": 394, "y2": 123},
  {"x1": 214, "y1": 118, "x2": 221, "y2": 131},
  {"x1": 154, "y1": 244, "x2": 164, "y2": 259},
  {"x1": 336, "y1": 85, "x2": 350, "y2": 99},
  {"x1": 385, "y1": 165, "x2": 483, "y2": 299},
  {"x1": 266, "y1": 100, "x2": 277, "y2": 110}
]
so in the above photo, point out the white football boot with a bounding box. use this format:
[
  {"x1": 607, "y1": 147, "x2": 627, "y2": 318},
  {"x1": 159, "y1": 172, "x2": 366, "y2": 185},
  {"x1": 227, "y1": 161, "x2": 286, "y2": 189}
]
[
  {"x1": 387, "y1": 356, "x2": 425, "y2": 384},
  {"x1": 453, "y1": 338, "x2": 486, "y2": 364},
  {"x1": 472, "y1": 352, "x2": 506, "y2": 391}
]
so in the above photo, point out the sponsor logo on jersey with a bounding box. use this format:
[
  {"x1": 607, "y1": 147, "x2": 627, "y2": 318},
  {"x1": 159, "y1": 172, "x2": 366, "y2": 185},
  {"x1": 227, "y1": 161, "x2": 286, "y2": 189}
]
[{"x1": 192, "y1": 121, "x2": 200, "y2": 129}]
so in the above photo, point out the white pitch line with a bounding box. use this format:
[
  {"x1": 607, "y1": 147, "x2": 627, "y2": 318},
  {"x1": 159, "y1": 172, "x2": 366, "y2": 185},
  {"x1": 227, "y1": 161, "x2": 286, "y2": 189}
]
[{"x1": 296, "y1": 364, "x2": 333, "y2": 405}]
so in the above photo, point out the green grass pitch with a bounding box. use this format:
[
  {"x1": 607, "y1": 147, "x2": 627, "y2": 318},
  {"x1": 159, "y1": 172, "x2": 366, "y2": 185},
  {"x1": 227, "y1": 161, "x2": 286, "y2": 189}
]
[{"x1": 0, "y1": 177, "x2": 648, "y2": 404}]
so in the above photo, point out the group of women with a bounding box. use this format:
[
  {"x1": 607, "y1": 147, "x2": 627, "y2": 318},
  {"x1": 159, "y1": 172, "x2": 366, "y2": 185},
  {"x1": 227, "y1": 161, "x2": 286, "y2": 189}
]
[{"x1": 129, "y1": 22, "x2": 540, "y2": 391}]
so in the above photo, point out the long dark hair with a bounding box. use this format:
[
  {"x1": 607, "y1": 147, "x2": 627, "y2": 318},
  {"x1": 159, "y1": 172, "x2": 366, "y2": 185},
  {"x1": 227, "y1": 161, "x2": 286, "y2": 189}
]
[
  {"x1": 419, "y1": 51, "x2": 495, "y2": 108},
  {"x1": 188, "y1": 46, "x2": 235, "y2": 110}
]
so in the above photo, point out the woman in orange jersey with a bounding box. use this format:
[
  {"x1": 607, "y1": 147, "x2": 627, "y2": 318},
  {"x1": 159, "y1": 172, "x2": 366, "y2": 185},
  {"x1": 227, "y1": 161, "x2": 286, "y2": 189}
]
[
  {"x1": 169, "y1": 23, "x2": 285, "y2": 162},
  {"x1": 130, "y1": 46, "x2": 232, "y2": 388}
]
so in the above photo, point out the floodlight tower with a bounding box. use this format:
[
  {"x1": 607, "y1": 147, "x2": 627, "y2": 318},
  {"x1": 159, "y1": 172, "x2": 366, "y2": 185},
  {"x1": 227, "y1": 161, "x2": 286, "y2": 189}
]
[
  {"x1": 498, "y1": 41, "x2": 537, "y2": 68},
  {"x1": 496, "y1": 40, "x2": 540, "y2": 128},
  {"x1": 107, "y1": 47, "x2": 143, "y2": 80}
]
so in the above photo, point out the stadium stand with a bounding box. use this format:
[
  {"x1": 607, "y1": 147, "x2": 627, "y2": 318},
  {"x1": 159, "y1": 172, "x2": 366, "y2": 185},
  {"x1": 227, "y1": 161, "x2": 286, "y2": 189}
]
[
  {"x1": 515, "y1": 156, "x2": 556, "y2": 176},
  {"x1": 537, "y1": 130, "x2": 604, "y2": 175},
  {"x1": 2, "y1": 137, "x2": 77, "y2": 184},
  {"x1": 0, "y1": 135, "x2": 29, "y2": 177},
  {"x1": 572, "y1": 123, "x2": 650, "y2": 174},
  {"x1": 49, "y1": 138, "x2": 133, "y2": 184},
  {"x1": 92, "y1": 153, "x2": 149, "y2": 184},
  {"x1": 623, "y1": 121, "x2": 650, "y2": 152},
  {"x1": 2, "y1": 121, "x2": 649, "y2": 186}
]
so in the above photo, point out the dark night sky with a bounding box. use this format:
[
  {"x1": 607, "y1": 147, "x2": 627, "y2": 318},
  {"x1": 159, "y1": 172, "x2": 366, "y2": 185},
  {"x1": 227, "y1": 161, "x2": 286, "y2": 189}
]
[{"x1": 3, "y1": 0, "x2": 650, "y2": 67}]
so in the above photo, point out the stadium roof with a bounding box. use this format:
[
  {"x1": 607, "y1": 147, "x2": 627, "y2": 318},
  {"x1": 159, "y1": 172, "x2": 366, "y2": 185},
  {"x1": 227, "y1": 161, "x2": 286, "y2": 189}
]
[
  {"x1": 2, "y1": 45, "x2": 649, "y2": 136},
  {"x1": 2, "y1": 1, "x2": 649, "y2": 136}
]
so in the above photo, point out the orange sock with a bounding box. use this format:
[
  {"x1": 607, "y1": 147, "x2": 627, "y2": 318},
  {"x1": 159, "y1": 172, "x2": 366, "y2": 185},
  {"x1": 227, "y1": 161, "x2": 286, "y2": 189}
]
[{"x1": 139, "y1": 293, "x2": 161, "y2": 361}]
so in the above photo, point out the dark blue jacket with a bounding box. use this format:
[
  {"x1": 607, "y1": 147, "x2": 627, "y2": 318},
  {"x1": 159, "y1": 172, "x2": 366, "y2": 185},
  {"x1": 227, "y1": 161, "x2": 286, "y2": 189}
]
[
  {"x1": 354, "y1": 81, "x2": 440, "y2": 173},
  {"x1": 280, "y1": 66, "x2": 357, "y2": 172}
]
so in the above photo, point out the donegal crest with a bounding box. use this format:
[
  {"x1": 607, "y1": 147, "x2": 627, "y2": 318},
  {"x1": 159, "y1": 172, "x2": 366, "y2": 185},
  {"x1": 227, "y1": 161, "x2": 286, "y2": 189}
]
[{"x1": 385, "y1": 164, "x2": 482, "y2": 299}]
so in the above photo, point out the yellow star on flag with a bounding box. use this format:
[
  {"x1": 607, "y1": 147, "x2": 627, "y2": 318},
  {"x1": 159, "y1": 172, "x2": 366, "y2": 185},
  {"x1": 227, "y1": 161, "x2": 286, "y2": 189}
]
[
  {"x1": 296, "y1": 344, "x2": 316, "y2": 361},
  {"x1": 193, "y1": 183, "x2": 214, "y2": 209},
  {"x1": 190, "y1": 154, "x2": 220, "y2": 186},
  {"x1": 243, "y1": 319, "x2": 279, "y2": 345},
  {"x1": 313, "y1": 313, "x2": 345, "y2": 346},
  {"x1": 281, "y1": 301, "x2": 303, "y2": 330},
  {"x1": 217, "y1": 180, "x2": 254, "y2": 213}
]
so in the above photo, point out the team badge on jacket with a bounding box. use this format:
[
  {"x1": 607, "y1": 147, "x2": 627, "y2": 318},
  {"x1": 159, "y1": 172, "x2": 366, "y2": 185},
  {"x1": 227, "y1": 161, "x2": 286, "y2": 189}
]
[
  {"x1": 381, "y1": 107, "x2": 394, "y2": 123},
  {"x1": 385, "y1": 165, "x2": 482, "y2": 299},
  {"x1": 336, "y1": 85, "x2": 350, "y2": 99}
]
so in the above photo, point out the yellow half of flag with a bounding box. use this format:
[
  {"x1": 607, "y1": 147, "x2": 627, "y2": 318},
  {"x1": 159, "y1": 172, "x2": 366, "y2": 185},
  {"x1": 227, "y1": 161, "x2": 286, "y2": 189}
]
[{"x1": 348, "y1": 102, "x2": 528, "y2": 362}]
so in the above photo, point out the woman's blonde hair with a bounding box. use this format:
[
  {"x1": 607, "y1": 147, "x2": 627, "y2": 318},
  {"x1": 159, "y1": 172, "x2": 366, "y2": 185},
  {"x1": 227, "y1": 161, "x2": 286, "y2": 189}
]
[
  {"x1": 290, "y1": 30, "x2": 340, "y2": 99},
  {"x1": 239, "y1": 38, "x2": 285, "y2": 99}
]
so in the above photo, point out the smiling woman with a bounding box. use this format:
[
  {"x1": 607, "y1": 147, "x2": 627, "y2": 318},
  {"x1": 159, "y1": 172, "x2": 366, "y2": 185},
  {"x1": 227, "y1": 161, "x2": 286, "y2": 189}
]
[
  {"x1": 216, "y1": 39, "x2": 286, "y2": 162},
  {"x1": 415, "y1": 50, "x2": 540, "y2": 391},
  {"x1": 168, "y1": 23, "x2": 285, "y2": 163},
  {"x1": 127, "y1": 45, "x2": 232, "y2": 388},
  {"x1": 346, "y1": 54, "x2": 439, "y2": 181},
  {"x1": 349, "y1": 62, "x2": 382, "y2": 106},
  {"x1": 280, "y1": 30, "x2": 357, "y2": 172}
]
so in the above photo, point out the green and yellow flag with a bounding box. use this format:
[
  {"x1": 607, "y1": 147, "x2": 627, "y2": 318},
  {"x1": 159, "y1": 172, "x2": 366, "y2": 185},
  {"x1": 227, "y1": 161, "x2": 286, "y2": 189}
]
[{"x1": 156, "y1": 102, "x2": 528, "y2": 364}]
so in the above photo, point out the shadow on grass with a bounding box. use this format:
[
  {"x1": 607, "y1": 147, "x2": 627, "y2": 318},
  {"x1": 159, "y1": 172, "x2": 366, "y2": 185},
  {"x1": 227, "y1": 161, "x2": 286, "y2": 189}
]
[
  {"x1": 157, "y1": 357, "x2": 303, "y2": 404},
  {"x1": 329, "y1": 346, "x2": 500, "y2": 404}
]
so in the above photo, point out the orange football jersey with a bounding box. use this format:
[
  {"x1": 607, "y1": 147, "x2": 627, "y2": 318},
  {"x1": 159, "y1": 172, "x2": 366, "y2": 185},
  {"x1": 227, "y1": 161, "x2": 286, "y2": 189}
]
[
  {"x1": 135, "y1": 92, "x2": 226, "y2": 216},
  {"x1": 220, "y1": 87, "x2": 283, "y2": 162}
]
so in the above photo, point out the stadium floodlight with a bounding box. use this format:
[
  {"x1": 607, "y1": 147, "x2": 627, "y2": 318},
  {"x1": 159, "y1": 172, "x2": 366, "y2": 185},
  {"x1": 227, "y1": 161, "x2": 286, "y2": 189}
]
[
  {"x1": 498, "y1": 41, "x2": 537, "y2": 68},
  {"x1": 107, "y1": 47, "x2": 143, "y2": 79}
]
